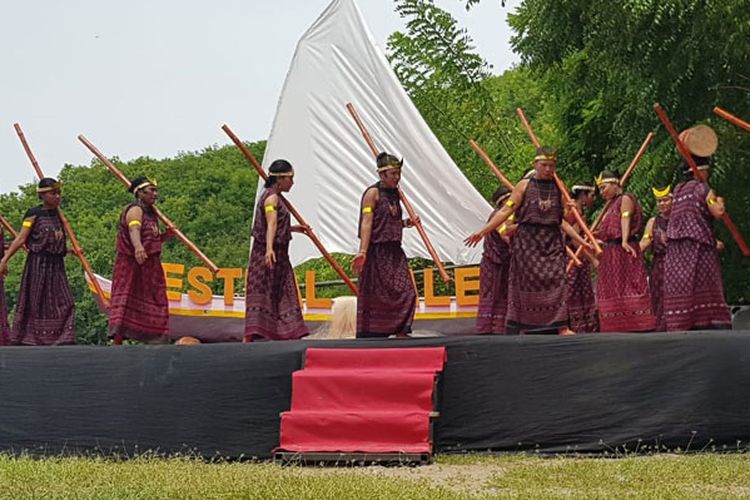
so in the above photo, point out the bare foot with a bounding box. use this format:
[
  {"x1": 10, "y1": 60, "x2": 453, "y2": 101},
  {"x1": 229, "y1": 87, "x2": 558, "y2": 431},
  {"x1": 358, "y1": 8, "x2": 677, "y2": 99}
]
[{"x1": 559, "y1": 328, "x2": 576, "y2": 336}]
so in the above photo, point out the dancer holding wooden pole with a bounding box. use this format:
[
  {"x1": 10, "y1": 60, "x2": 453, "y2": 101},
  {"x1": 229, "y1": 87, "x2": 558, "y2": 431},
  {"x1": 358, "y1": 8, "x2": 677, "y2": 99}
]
[
  {"x1": 14, "y1": 123, "x2": 109, "y2": 308},
  {"x1": 221, "y1": 124, "x2": 357, "y2": 295}
]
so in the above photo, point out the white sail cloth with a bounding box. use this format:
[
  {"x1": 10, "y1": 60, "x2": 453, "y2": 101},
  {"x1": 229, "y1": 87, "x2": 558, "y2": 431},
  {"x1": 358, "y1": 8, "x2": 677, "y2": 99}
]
[{"x1": 258, "y1": 0, "x2": 492, "y2": 266}]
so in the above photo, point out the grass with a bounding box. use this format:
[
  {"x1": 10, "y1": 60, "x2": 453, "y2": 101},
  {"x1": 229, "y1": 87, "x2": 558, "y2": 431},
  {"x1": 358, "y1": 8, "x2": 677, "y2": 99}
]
[{"x1": 1, "y1": 453, "x2": 750, "y2": 498}]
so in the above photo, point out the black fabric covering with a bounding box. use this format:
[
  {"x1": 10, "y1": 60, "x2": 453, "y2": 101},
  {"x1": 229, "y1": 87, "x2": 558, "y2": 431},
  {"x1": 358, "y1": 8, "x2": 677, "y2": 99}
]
[{"x1": 1, "y1": 331, "x2": 750, "y2": 458}]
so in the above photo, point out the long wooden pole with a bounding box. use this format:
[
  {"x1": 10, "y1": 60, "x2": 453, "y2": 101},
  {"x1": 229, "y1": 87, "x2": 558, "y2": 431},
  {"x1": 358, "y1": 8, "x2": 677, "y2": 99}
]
[
  {"x1": 346, "y1": 103, "x2": 451, "y2": 283},
  {"x1": 515, "y1": 108, "x2": 603, "y2": 256},
  {"x1": 713, "y1": 106, "x2": 750, "y2": 134},
  {"x1": 221, "y1": 124, "x2": 358, "y2": 294},
  {"x1": 14, "y1": 124, "x2": 109, "y2": 307},
  {"x1": 0, "y1": 214, "x2": 18, "y2": 239},
  {"x1": 565, "y1": 132, "x2": 655, "y2": 272},
  {"x1": 77, "y1": 134, "x2": 221, "y2": 272},
  {"x1": 654, "y1": 103, "x2": 750, "y2": 256},
  {"x1": 469, "y1": 139, "x2": 582, "y2": 267}
]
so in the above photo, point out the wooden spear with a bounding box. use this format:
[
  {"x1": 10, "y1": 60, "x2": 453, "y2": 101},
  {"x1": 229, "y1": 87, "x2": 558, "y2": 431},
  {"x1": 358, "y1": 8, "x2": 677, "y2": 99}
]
[
  {"x1": 713, "y1": 106, "x2": 750, "y2": 134},
  {"x1": 0, "y1": 214, "x2": 18, "y2": 240},
  {"x1": 515, "y1": 108, "x2": 603, "y2": 257},
  {"x1": 565, "y1": 132, "x2": 655, "y2": 272},
  {"x1": 221, "y1": 124, "x2": 358, "y2": 294},
  {"x1": 469, "y1": 139, "x2": 582, "y2": 267},
  {"x1": 77, "y1": 134, "x2": 221, "y2": 272},
  {"x1": 654, "y1": 103, "x2": 750, "y2": 256},
  {"x1": 346, "y1": 103, "x2": 451, "y2": 283},
  {"x1": 14, "y1": 124, "x2": 109, "y2": 307}
]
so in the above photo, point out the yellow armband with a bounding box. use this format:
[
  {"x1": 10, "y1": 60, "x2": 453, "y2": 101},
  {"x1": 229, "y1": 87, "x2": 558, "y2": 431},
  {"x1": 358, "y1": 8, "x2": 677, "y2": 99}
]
[
  {"x1": 22, "y1": 220, "x2": 33, "y2": 228},
  {"x1": 507, "y1": 213, "x2": 516, "y2": 223},
  {"x1": 362, "y1": 206, "x2": 373, "y2": 214},
  {"x1": 128, "y1": 220, "x2": 142, "y2": 228},
  {"x1": 498, "y1": 225, "x2": 508, "y2": 235},
  {"x1": 264, "y1": 204, "x2": 276, "y2": 213},
  {"x1": 643, "y1": 233, "x2": 652, "y2": 240},
  {"x1": 707, "y1": 198, "x2": 717, "y2": 206},
  {"x1": 621, "y1": 211, "x2": 631, "y2": 218},
  {"x1": 505, "y1": 200, "x2": 515, "y2": 208}
]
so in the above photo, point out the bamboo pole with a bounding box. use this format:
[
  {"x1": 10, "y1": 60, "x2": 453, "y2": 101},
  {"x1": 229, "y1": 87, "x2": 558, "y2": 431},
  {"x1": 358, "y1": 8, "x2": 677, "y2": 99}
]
[
  {"x1": 14, "y1": 123, "x2": 109, "y2": 307},
  {"x1": 515, "y1": 108, "x2": 603, "y2": 256},
  {"x1": 221, "y1": 124, "x2": 358, "y2": 294},
  {"x1": 713, "y1": 106, "x2": 750, "y2": 134},
  {"x1": 0, "y1": 214, "x2": 18, "y2": 239},
  {"x1": 654, "y1": 103, "x2": 750, "y2": 256},
  {"x1": 77, "y1": 134, "x2": 221, "y2": 272},
  {"x1": 346, "y1": 103, "x2": 451, "y2": 283},
  {"x1": 565, "y1": 132, "x2": 655, "y2": 272},
  {"x1": 469, "y1": 139, "x2": 582, "y2": 267}
]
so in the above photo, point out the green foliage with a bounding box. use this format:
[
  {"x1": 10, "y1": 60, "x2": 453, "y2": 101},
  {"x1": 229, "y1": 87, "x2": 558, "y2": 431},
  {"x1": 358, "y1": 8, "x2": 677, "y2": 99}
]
[{"x1": 0, "y1": 142, "x2": 264, "y2": 344}]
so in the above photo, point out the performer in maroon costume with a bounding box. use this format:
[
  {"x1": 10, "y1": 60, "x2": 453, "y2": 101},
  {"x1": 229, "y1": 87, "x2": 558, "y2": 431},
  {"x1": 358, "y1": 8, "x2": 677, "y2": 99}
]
[
  {"x1": 353, "y1": 152, "x2": 418, "y2": 338},
  {"x1": 566, "y1": 184, "x2": 599, "y2": 333},
  {"x1": 0, "y1": 178, "x2": 75, "y2": 345},
  {"x1": 465, "y1": 146, "x2": 590, "y2": 335},
  {"x1": 663, "y1": 156, "x2": 731, "y2": 330},
  {"x1": 476, "y1": 186, "x2": 515, "y2": 334},
  {"x1": 0, "y1": 227, "x2": 10, "y2": 345},
  {"x1": 245, "y1": 159, "x2": 309, "y2": 341},
  {"x1": 109, "y1": 176, "x2": 174, "y2": 344},
  {"x1": 640, "y1": 185, "x2": 673, "y2": 331},
  {"x1": 595, "y1": 170, "x2": 656, "y2": 332}
]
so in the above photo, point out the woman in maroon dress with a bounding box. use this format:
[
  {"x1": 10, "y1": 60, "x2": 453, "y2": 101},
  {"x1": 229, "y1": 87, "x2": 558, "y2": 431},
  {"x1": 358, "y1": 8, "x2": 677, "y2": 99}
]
[
  {"x1": 353, "y1": 153, "x2": 419, "y2": 338},
  {"x1": 465, "y1": 146, "x2": 591, "y2": 335},
  {"x1": 663, "y1": 157, "x2": 731, "y2": 330},
  {"x1": 595, "y1": 170, "x2": 656, "y2": 332},
  {"x1": 0, "y1": 178, "x2": 75, "y2": 345},
  {"x1": 476, "y1": 186, "x2": 515, "y2": 334},
  {"x1": 640, "y1": 185, "x2": 673, "y2": 331},
  {"x1": 245, "y1": 160, "x2": 309, "y2": 341},
  {"x1": 566, "y1": 184, "x2": 599, "y2": 333},
  {"x1": 0, "y1": 226, "x2": 10, "y2": 345},
  {"x1": 109, "y1": 176, "x2": 174, "y2": 344}
]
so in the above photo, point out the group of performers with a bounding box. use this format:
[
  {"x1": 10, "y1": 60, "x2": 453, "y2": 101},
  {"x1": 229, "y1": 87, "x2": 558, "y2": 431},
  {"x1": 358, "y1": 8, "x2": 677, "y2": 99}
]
[{"x1": 0, "y1": 124, "x2": 735, "y2": 345}]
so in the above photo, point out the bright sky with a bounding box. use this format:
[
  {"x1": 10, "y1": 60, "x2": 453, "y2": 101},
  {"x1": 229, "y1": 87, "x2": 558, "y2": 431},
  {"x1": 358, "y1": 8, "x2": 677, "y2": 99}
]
[{"x1": 0, "y1": 0, "x2": 520, "y2": 194}]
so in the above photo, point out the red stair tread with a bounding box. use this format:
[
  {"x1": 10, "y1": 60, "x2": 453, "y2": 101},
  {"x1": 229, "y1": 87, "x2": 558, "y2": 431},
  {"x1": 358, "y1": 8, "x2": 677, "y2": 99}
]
[
  {"x1": 278, "y1": 410, "x2": 432, "y2": 453},
  {"x1": 290, "y1": 370, "x2": 436, "y2": 412},
  {"x1": 304, "y1": 347, "x2": 446, "y2": 372}
]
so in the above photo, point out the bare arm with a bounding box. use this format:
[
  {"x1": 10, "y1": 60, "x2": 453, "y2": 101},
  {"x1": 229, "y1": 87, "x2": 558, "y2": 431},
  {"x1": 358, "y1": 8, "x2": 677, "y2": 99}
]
[
  {"x1": 264, "y1": 194, "x2": 279, "y2": 268},
  {"x1": 620, "y1": 195, "x2": 637, "y2": 258},
  {"x1": 640, "y1": 217, "x2": 655, "y2": 252},
  {"x1": 0, "y1": 219, "x2": 33, "y2": 276},
  {"x1": 125, "y1": 206, "x2": 148, "y2": 265},
  {"x1": 706, "y1": 189, "x2": 725, "y2": 219},
  {"x1": 561, "y1": 220, "x2": 590, "y2": 248},
  {"x1": 464, "y1": 180, "x2": 528, "y2": 247},
  {"x1": 352, "y1": 187, "x2": 378, "y2": 274}
]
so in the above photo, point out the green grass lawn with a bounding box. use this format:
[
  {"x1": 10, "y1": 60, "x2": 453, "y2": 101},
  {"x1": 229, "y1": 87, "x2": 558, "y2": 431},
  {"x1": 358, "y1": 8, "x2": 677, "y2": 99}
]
[{"x1": 2, "y1": 453, "x2": 750, "y2": 499}]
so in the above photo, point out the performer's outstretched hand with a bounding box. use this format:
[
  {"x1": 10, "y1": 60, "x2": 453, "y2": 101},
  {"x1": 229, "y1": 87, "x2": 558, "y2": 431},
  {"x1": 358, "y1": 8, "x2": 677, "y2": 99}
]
[
  {"x1": 291, "y1": 224, "x2": 310, "y2": 235},
  {"x1": 352, "y1": 251, "x2": 366, "y2": 275},
  {"x1": 464, "y1": 232, "x2": 484, "y2": 247},
  {"x1": 621, "y1": 240, "x2": 637, "y2": 258},
  {"x1": 403, "y1": 216, "x2": 420, "y2": 229},
  {"x1": 135, "y1": 245, "x2": 148, "y2": 265},
  {"x1": 265, "y1": 249, "x2": 276, "y2": 268}
]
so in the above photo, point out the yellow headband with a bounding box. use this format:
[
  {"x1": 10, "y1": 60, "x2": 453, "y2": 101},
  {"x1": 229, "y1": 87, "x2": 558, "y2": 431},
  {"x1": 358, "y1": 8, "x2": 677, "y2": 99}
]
[
  {"x1": 134, "y1": 178, "x2": 157, "y2": 193},
  {"x1": 37, "y1": 181, "x2": 62, "y2": 193},
  {"x1": 534, "y1": 154, "x2": 557, "y2": 162},
  {"x1": 268, "y1": 171, "x2": 294, "y2": 177},
  {"x1": 377, "y1": 159, "x2": 403, "y2": 173},
  {"x1": 595, "y1": 173, "x2": 619, "y2": 186},
  {"x1": 652, "y1": 186, "x2": 672, "y2": 198}
]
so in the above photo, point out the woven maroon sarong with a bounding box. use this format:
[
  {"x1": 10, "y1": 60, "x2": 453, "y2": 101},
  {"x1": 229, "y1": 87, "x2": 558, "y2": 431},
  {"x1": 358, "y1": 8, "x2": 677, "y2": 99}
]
[
  {"x1": 357, "y1": 183, "x2": 416, "y2": 338},
  {"x1": 596, "y1": 194, "x2": 656, "y2": 332},
  {"x1": 506, "y1": 177, "x2": 568, "y2": 334},
  {"x1": 477, "y1": 207, "x2": 510, "y2": 334},
  {"x1": 10, "y1": 207, "x2": 75, "y2": 345},
  {"x1": 649, "y1": 215, "x2": 669, "y2": 331},
  {"x1": 663, "y1": 181, "x2": 730, "y2": 330},
  {"x1": 0, "y1": 229, "x2": 10, "y2": 345},
  {"x1": 245, "y1": 188, "x2": 308, "y2": 341},
  {"x1": 567, "y1": 257, "x2": 599, "y2": 333},
  {"x1": 108, "y1": 203, "x2": 169, "y2": 342}
]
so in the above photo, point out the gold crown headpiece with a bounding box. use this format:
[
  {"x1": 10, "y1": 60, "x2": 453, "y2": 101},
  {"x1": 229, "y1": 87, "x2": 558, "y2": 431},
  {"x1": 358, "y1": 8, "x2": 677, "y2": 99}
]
[
  {"x1": 595, "y1": 172, "x2": 619, "y2": 186},
  {"x1": 652, "y1": 185, "x2": 672, "y2": 198},
  {"x1": 134, "y1": 178, "x2": 158, "y2": 193},
  {"x1": 376, "y1": 158, "x2": 403, "y2": 173},
  {"x1": 37, "y1": 180, "x2": 62, "y2": 193}
]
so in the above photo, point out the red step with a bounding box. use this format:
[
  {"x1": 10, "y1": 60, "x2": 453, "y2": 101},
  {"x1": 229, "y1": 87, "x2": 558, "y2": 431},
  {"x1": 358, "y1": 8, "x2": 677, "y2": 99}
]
[{"x1": 303, "y1": 347, "x2": 446, "y2": 372}]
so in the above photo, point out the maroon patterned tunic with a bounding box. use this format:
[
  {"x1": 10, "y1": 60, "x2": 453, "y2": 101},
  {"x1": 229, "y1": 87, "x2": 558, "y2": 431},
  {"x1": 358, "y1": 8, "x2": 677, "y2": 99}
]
[
  {"x1": 10, "y1": 207, "x2": 75, "y2": 345},
  {"x1": 357, "y1": 183, "x2": 416, "y2": 338},
  {"x1": 663, "y1": 180, "x2": 730, "y2": 330},
  {"x1": 566, "y1": 221, "x2": 599, "y2": 333},
  {"x1": 245, "y1": 188, "x2": 308, "y2": 341},
  {"x1": 506, "y1": 177, "x2": 568, "y2": 334},
  {"x1": 649, "y1": 215, "x2": 669, "y2": 331},
  {"x1": 109, "y1": 203, "x2": 169, "y2": 342},
  {"x1": 477, "y1": 208, "x2": 511, "y2": 334},
  {"x1": 0, "y1": 229, "x2": 10, "y2": 345},
  {"x1": 596, "y1": 194, "x2": 656, "y2": 332}
]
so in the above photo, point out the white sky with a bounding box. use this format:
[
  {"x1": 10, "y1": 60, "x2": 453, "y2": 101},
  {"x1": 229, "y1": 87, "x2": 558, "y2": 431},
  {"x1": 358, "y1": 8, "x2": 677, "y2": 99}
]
[{"x1": 0, "y1": 0, "x2": 520, "y2": 193}]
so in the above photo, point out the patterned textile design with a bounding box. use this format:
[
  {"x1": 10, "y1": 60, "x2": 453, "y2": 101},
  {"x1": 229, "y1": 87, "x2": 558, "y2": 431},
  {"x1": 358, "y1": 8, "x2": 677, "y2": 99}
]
[
  {"x1": 567, "y1": 258, "x2": 599, "y2": 333},
  {"x1": 649, "y1": 215, "x2": 669, "y2": 331},
  {"x1": 477, "y1": 208, "x2": 511, "y2": 334},
  {"x1": 667, "y1": 180, "x2": 714, "y2": 246},
  {"x1": 506, "y1": 178, "x2": 568, "y2": 333},
  {"x1": 108, "y1": 203, "x2": 169, "y2": 342},
  {"x1": 0, "y1": 229, "x2": 10, "y2": 345},
  {"x1": 596, "y1": 196, "x2": 656, "y2": 332},
  {"x1": 357, "y1": 184, "x2": 416, "y2": 337},
  {"x1": 663, "y1": 221, "x2": 730, "y2": 331},
  {"x1": 245, "y1": 189, "x2": 307, "y2": 341},
  {"x1": 10, "y1": 207, "x2": 75, "y2": 345}
]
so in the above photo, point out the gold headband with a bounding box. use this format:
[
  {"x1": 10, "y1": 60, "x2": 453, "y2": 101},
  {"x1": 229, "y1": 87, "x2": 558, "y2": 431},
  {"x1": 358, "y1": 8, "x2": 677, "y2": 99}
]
[
  {"x1": 134, "y1": 178, "x2": 157, "y2": 193},
  {"x1": 268, "y1": 171, "x2": 294, "y2": 177},
  {"x1": 377, "y1": 159, "x2": 403, "y2": 173},
  {"x1": 37, "y1": 181, "x2": 62, "y2": 193},
  {"x1": 652, "y1": 186, "x2": 672, "y2": 198},
  {"x1": 534, "y1": 153, "x2": 557, "y2": 161},
  {"x1": 595, "y1": 173, "x2": 619, "y2": 186}
]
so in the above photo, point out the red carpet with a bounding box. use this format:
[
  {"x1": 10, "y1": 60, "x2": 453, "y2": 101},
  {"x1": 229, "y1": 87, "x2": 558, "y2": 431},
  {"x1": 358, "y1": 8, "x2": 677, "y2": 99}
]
[{"x1": 278, "y1": 347, "x2": 446, "y2": 454}]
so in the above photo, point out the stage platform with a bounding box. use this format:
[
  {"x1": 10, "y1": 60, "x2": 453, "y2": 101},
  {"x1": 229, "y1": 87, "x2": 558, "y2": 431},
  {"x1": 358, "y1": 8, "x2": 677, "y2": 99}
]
[{"x1": 1, "y1": 331, "x2": 750, "y2": 459}]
